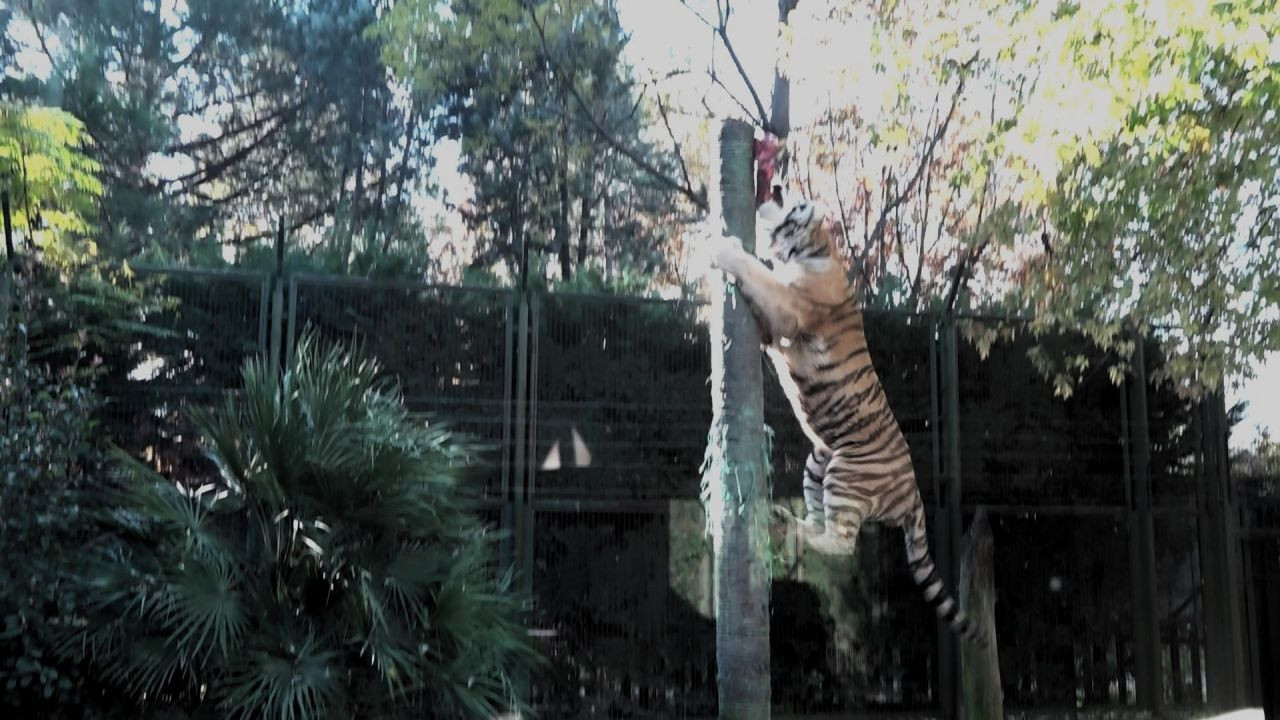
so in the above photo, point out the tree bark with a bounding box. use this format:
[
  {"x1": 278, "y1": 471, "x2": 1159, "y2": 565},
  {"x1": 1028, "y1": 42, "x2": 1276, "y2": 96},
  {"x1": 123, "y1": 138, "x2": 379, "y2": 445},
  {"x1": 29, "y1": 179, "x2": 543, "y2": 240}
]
[
  {"x1": 707, "y1": 119, "x2": 770, "y2": 720},
  {"x1": 577, "y1": 158, "x2": 595, "y2": 267},
  {"x1": 959, "y1": 507, "x2": 1002, "y2": 720},
  {"x1": 557, "y1": 172, "x2": 572, "y2": 281},
  {"x1": 769, "y1": 0, "x2": 799, "y2": 178}
]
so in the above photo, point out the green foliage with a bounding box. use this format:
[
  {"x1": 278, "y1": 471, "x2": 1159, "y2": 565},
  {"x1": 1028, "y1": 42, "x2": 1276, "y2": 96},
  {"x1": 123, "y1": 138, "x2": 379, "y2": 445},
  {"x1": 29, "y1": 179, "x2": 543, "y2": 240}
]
[
  {"x1": 0, "y1": 323, "x2": 116, "y2": 716},
  {"x1": 736, "y1": 0, "x2": 1279, "y2": 394},
  {"x1": 70, "y1": 335, "x2": 538, "y2": 719},
  {"x1": 1016, "y1": 0, "x2": 1280, "y2": 396},
  {"x1": 1233, "y1": 427, "x2": 1280, "y2": 494},
  {"x1": 0, "y1": 103, "x2": 161, "y2": 711},
  {"x1": 5, "y1": 0, "x2": 417, "y2": 261},
  {"x1": 375, "y1": 0, "x2": 692, "y2": 285},
  {"x1": 0, "y1": 103, "x2": 102, "y2": 268}
]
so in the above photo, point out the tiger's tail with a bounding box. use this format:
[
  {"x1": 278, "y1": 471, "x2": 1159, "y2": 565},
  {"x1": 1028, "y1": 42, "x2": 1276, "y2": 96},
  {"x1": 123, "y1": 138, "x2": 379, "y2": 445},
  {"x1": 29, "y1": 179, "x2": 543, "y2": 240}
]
[{"x1": 903, "y1": 501, "x2": 988, "y2": 648}]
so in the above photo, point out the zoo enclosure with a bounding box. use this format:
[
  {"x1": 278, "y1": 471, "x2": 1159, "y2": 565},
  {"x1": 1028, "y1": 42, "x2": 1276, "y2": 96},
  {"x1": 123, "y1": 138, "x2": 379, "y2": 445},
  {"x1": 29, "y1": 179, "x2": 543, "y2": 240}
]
[{"x1": 99, "y1": 264, "x2": 1276, "y2": 718}]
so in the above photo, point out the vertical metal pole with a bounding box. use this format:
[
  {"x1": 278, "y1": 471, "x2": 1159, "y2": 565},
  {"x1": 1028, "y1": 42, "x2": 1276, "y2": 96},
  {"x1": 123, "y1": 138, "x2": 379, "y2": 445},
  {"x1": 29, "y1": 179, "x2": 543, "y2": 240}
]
[
  {"x1": 936, "y1": 320, "x2": 962, "y2": 718},
  {"x1": 268, "y1": 218, "x2": 286, "y2": 373},
  {"x1": 2, "y1": 191, "x2": 13, "y2": 266},
  {"x1": 257, "y1": 278, "x2": 271, "y2": 355},
  {"x1": 285, "y1": 278, "x2": 298, "y2": 369},
  {"x1": 1, "y1": 191, "x2": 13, "y2": 325},
  {"x1": 1127, "y1": 336, "x2": 1162, "y2": 711},
  {"x1": 523, "y1": 292, "x2": 540, "y2": 600},
  {"x1": 510, "y1": 288, "x2": 532, "y2": 706},
  {"x1": 1198, "y1": 391, "x2": 1248, "y2": 710}
]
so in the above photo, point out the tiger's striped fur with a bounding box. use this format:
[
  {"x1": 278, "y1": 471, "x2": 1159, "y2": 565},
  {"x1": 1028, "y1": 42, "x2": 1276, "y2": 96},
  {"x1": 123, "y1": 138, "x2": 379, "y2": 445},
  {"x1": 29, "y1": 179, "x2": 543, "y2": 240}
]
[{"x1": 704, "y1": 198, "x2": 985, "y2": 647}]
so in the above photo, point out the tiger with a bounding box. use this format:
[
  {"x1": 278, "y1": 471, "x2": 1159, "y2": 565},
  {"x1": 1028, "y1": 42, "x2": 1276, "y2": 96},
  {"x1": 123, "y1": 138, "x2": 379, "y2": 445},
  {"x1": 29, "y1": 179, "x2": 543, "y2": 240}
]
[{"x1": 696, "y1": 197, "x2": 985, "y2": 647}]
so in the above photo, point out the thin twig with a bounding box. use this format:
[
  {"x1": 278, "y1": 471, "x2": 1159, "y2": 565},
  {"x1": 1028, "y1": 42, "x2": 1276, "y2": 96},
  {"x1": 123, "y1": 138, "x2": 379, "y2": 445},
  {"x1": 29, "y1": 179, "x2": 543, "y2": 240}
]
[
  {"x1": 656, "y1": 92, "x2": 696, "y2": 201},
  {"x1": 680, "y1": 0, "x2": 776, "y2": 134},
  {"x1": 528, "y1": 5, "x2": 708, "y2": 211},
  {"x1": 867, "y1": 51, "x2": 979, "y2": 250}
]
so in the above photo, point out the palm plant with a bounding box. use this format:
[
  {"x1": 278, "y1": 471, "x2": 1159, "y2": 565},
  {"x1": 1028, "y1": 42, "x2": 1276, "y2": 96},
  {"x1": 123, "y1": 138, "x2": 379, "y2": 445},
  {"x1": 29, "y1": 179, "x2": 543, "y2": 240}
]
[{"x1": 68, "y1": 334, "x2": 537, "y2": 719}]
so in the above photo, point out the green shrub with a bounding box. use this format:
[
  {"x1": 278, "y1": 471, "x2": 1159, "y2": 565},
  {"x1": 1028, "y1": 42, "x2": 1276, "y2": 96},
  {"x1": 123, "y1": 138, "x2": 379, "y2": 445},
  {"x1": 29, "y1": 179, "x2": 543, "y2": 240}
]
[
  {"x1": 0, "y1": 320, "x2": 118, "y2": 716},
  {"x1": 70, "y1": 335, "x2": 538, "y2": 719}
]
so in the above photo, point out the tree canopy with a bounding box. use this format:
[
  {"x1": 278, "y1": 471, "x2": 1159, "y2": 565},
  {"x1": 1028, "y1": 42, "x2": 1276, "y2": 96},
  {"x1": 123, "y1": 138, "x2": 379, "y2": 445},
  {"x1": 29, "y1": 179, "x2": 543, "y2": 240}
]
[
  {"x1": 641, "y1": 0, "x2": 1279, "y2": 394},
  {"x1": 4, "y1": 0, "x2": 1276, "y2": 389}
]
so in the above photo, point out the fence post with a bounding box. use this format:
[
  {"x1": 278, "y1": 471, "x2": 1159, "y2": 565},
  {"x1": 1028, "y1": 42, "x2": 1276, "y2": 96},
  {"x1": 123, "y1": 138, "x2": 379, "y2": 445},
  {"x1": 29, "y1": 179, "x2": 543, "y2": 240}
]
[
  {"x1": 510, "y1": 287, "x2": 534, "y2": 706},
  {"x1": 936, "y1": 318, "x2": 962, "y2": 718},
  {"x1": 1126, "y1": 335, "x2": 1163, "y2": 711},
  {"x1": 1198, "y1": 391, "x2": 1248, "y2": 709},
  {"x1": 268, "y1": 218, "x2": 286, "y2": 373},
  {"x1": 1, "y1": 191, "x2": 12, "y2": 325},
  {"x1": 2, "y1": 191, "x2": 12, "y2": 267}
]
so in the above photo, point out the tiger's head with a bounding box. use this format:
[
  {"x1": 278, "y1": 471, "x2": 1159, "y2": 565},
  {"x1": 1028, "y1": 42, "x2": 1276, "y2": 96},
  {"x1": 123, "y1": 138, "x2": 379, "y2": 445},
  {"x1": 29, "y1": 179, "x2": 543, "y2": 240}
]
[{"x1": 757, "y1": 198, "x2": 835, "y2": 265}]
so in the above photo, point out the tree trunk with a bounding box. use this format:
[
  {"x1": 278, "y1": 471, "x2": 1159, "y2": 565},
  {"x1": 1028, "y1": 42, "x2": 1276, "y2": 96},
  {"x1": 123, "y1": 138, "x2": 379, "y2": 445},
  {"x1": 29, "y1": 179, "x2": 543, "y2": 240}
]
[
  {"x1": 557, "y1": 166, "x2": 572, "y2": 281},
  {"x1": 769, "y1": 0, "x2": 799, "y2": 177},
  {"x1": 959, "y1": 507, "x2": 1002, "y2": 720},
  {"x1": 707, "y1": 119, "x2": 770, "y2": 720}
]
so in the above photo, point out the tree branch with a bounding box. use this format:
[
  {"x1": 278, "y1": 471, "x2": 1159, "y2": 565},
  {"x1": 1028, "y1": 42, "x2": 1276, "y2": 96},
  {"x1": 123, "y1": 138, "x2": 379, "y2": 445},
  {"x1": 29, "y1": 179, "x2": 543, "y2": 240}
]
[
  {"x1": 944, "y1": 164, "x2": 994, "y2": 315},
  {"x1": 656, "y1": 91, "x2": 696, "y2": 202},
  {"x1": 867, "y1": 52, "x2": 978, "y2": 250},
  {"x1": 680, "y1": 0, "x2": 777, "y2": 134},
  {"x1": 527, "y1": 6, "x2": 708, "y2": 211},
  {"x1": 164, "y1": 101, "x2": 303, "y2": 155}
]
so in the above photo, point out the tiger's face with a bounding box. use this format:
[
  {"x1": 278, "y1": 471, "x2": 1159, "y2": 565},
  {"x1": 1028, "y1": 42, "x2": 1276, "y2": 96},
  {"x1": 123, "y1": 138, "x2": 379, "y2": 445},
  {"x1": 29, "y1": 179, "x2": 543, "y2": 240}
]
[{"x1": 760, "y1": 199, "x2": 833, "y2": 264}]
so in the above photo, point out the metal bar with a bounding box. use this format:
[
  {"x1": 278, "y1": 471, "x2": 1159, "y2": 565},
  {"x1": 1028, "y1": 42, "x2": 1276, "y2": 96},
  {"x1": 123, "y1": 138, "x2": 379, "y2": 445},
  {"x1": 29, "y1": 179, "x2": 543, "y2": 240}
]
[
  {"x1": 529, "y1": 498, "x2": 680, "y2": 513},
  {"x1": 287, "y1": 271, "x2": 514, "y2": 295},
  {"x1": 2, "y1": 191, "x2": 13, "y2": 265},
  {"x1": 512, "y1": 294, "x2": 531, "y2": 586},
  {"x1": 523, "y1": 292, "x2": 540, "y2": 599},
  {"x1": 1, "y1": 191, "x2": 12, "y2": 323},
  {"x1": 257, "y1": 276, "x2": 270, "y2": 355},
  {"x1": 937, "y1": 319, "x2": 961, "y2": 718},
  {"x1": 961, "y1": 504, "x2": 1127, "y2": 517},
  {"x1": 1198, "y1": 392, "x2": 1249, "y2": 709},
  {"x1": 268, "y1": 276, "x2": 284, "y2": 375},
  {"x1": 284, "y1": 276, "x2": 298, "y2": 369},
  {"x1": 509, "y1": 291, "x2": 531, "y2": 707},
  {"x1": 500, "y1": 296, "x2": 515, "y2": 502},
  {"x1": 124, "y1": 262, "x2": 271, "y2": 281},
  {"x1": 1127, "y1": 334, "x2": 1163, "y2": 712},
  {"x1": 930, "y1": 315, "x2": 942, "y2": 506}
]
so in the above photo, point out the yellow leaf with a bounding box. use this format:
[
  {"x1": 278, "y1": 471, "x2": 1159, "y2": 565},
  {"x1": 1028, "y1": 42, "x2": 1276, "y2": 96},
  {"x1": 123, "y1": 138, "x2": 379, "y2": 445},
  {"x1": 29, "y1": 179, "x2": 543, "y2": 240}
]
[{"x1": 1083, "y1": 140, "x2": 1102, "y2": 166}]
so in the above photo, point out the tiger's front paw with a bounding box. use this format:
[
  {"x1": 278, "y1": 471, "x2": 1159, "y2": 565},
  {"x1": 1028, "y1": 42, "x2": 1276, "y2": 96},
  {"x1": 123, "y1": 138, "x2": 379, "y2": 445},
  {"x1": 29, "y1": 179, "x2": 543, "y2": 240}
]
[
  {"x1": 687, "y1": 224, "x2": 745, "y2": 279},
  {"x1": 707, "y1": 232, "x2": 745, "y2": 270}
]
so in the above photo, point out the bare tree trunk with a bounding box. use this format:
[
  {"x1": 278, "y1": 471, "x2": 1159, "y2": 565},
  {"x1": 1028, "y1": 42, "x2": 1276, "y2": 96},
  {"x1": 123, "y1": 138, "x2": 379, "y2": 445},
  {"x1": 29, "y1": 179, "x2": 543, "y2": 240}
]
[
  {"x1": 557, "y1": 172, "x2": 572, "y2": 281},
  {"x1": 960, "y1": 507, "x2": 1002, "y2": 719},
  {"x1": 577, "y1": 159, "x2": 595, "y2": 266},
  {"x1": 707, "y1": 119, "x2": 770, "y2": 720},
  {"x1": 769, "y1": 0, "x2": 800, "y2": 178}
]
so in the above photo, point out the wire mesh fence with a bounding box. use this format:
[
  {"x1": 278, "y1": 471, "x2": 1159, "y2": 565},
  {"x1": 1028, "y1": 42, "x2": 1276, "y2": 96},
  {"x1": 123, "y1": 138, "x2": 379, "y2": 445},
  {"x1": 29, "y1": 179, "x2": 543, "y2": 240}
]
[
  {"x1": 94, "y1": 268, "x2": 1270, "y2": 717},
  {"x1": 99, "y1": 267, "x2": 268, "y2": 484}
]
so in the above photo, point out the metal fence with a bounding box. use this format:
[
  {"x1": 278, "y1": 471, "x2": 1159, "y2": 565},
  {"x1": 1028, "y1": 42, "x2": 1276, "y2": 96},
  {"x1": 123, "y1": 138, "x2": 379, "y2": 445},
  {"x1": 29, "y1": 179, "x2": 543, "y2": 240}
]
[{"x1": 99, "y1": 266, "x2": 1275, "y2": 718}]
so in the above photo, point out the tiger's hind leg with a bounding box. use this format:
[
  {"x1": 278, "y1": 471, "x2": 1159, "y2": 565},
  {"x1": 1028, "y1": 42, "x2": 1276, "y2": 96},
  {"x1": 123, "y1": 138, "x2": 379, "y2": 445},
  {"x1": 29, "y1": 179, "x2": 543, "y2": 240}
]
[
  {"x1": 775, "y1": 446, "x2": 829, "y2": 534},
  {"x1": 797, "y1": 460, "x2": 868, "y2": 556},
  {"x1": 802, "y1": 447, "x2": 830, "y2": 530}
]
